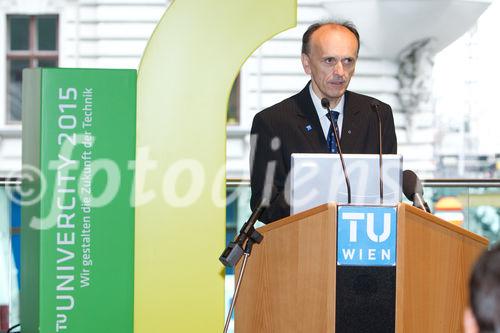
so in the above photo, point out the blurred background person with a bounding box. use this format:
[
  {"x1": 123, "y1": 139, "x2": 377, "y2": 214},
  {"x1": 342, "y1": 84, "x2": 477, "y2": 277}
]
[{"x1": 464, "y1": 243, "x2": 500, "y2": 333}]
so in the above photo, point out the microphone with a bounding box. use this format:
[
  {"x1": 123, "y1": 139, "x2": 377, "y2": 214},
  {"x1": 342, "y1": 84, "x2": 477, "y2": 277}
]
[
  {"x1": 370, "y1": 100, "x2": 384, "y2": 204},
  {"x1": 321, "y1": 97, "x2": 352, "y2": 204},
  {"x1": 402, "y1": 170, "x2": 431, "y2": 213},
  {"x1": 219, "y1": 204, "x2": 266, "y2": 267},
  {"x1": 320, "y1": 97, "x2": 330, "y2": 110}
]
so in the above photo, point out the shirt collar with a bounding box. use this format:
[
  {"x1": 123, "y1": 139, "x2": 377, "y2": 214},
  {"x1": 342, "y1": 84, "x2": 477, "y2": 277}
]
[{"x1": 309, "y1": 83, "x2": 345, "y2": 119}]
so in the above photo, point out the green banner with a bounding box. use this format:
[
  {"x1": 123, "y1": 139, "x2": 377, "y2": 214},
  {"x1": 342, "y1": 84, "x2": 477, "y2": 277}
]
[{"x1": 21, "y1": 68, "x2": 136, "y2": 333}]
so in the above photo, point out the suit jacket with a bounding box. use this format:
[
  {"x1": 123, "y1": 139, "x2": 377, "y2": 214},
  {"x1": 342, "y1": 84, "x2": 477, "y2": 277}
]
[{"x1": 250, "y1": 82, "x2": 397, "y2": 223}]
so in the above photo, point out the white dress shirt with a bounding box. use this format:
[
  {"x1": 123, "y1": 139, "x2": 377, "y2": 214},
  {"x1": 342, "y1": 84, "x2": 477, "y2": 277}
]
[{"x1": 309, "y1": 83, "x2": 345, "y2": 140}]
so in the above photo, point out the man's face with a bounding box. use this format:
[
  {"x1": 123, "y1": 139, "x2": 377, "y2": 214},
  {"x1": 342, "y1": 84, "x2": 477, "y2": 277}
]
[{"x1": 301, "y1": 25, "x2": 358, "y2": 107}]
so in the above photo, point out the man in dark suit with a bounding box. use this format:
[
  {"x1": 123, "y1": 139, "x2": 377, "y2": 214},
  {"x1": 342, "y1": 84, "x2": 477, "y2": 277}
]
[{"x1": 250, "y1": 21, "x2": 397, "y2": 223}]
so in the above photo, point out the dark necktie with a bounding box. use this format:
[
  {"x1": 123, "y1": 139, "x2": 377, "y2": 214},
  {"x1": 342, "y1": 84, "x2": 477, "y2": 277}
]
[{"x1": 327, "y1": 111, "x2": 340, "y2": 153}]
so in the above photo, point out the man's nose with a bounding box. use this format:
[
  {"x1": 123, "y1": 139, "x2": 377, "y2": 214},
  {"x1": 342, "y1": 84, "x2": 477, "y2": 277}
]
[{"x1": 333, "y1": 61, "x2": 345, "y2": 76}]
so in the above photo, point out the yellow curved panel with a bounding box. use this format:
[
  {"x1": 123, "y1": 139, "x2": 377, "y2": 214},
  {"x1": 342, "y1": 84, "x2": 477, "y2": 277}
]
[{"x1": 135, "y1": 1, "x2": 297, "y2": 331}]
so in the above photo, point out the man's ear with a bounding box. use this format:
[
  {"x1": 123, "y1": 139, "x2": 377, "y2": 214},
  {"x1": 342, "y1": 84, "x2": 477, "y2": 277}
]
[
  {"x1": 463, "y1": 307, "x2": 480, "y2": 333},
  {"x1": 301, "y1": 53, "x2": 311, "y2": 75}
]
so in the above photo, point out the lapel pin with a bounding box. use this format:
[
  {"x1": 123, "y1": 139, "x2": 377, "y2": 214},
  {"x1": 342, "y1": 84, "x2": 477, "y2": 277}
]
[{"x1": 305, "y1": 125, "x2": 312, "y2": 132}]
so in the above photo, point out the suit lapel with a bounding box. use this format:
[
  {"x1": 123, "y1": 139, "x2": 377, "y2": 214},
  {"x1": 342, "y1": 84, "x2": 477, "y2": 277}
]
[
  {"x1": 340, "y1": 91, "x2": 362, "y2": 152},
  {"x1": 294, "y1": 83, "x2": 328, "y2": 152}
]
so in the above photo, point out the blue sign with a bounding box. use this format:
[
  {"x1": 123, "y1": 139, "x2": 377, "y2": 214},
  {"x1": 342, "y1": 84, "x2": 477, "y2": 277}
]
[{"x1": 337, "y1": 206, "x2": 397, "y2": 266}]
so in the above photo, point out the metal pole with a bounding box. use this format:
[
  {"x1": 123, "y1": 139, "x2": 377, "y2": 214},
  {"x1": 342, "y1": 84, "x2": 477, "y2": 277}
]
[{"x1": 223, "y1": 252, "x2": 250, "y2": 333}]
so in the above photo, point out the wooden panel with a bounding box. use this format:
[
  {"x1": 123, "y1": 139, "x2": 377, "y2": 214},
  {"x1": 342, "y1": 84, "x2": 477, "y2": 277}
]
[
  {"x1": 235, "y1": 203, "x2": 337, "y2": 333},
  {"x1": 395, "y1": 203, "x2": 488, "y2": 332}
]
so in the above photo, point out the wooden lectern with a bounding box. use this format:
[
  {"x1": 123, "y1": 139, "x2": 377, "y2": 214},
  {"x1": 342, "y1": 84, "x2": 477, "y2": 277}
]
[{"x1": 235, "y1": 203, "x2": 488, "y2": 332}]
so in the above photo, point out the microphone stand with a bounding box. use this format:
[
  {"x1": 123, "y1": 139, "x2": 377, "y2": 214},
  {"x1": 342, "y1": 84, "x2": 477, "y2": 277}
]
[
  {"x1": 371, "y1": 101, "x2": 384, "y2": 205},
  {"x1": 219, "y1": 206, "x2": 265, "y2": 333},
  {"x1": 413, "y1": 193, "x2": 432, "y2": 213},
  {"x1": 322, "y1": 98, "x2": 352, "y2": 204},
  {"x1": 223, "y1": 237, "x2": 258, "y2": 333}
]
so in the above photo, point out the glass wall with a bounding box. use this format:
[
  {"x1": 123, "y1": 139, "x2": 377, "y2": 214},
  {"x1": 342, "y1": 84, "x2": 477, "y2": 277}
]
[
  {"x1": 226, "y1": 180, "x2": 500, "y2": 245},
  {"x1": 422, "y1": 181, "x2": 500, "y2": 243}
]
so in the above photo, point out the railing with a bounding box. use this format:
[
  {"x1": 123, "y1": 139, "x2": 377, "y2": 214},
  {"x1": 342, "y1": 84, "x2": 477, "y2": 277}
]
[
  {"x1": 3, "y1": 178, "x2": 500, "y2": 243},
  {"x1": 421, "y1": 179, "x2": 500, "y2": 187},
  {"x1": 226, "y1": 178, "x2": 500, "y2": 188},
  {"x1": 4, "y1": 177, "x2": 500, "y2": 188},
  {"x1": 0, "y1": 178, "x2": 21, "y2": 186}
]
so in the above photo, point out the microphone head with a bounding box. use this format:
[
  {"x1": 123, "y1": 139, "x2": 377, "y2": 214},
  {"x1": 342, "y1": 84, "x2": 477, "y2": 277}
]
[
  {"x1": 402, "y1": 169, "x2": 423, "y2": 201},
  {"x1": 321, "y1": 98, "x2": 330, "y2": 109},
  {"x1": 370, "y1": 100, "x2": 380, "y2": 112}
]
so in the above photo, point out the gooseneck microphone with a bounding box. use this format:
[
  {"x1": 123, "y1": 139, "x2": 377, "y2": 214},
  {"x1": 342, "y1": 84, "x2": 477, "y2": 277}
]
[
  {"x1": 321, "y1": 97, "x2": 352, "y2": 204},
  {"x1": 402, "y1": 170, "x2": 431, "y2": 213},
  {"x1": 370, "y1": 100, "x2": 384, "y2": 204}
]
